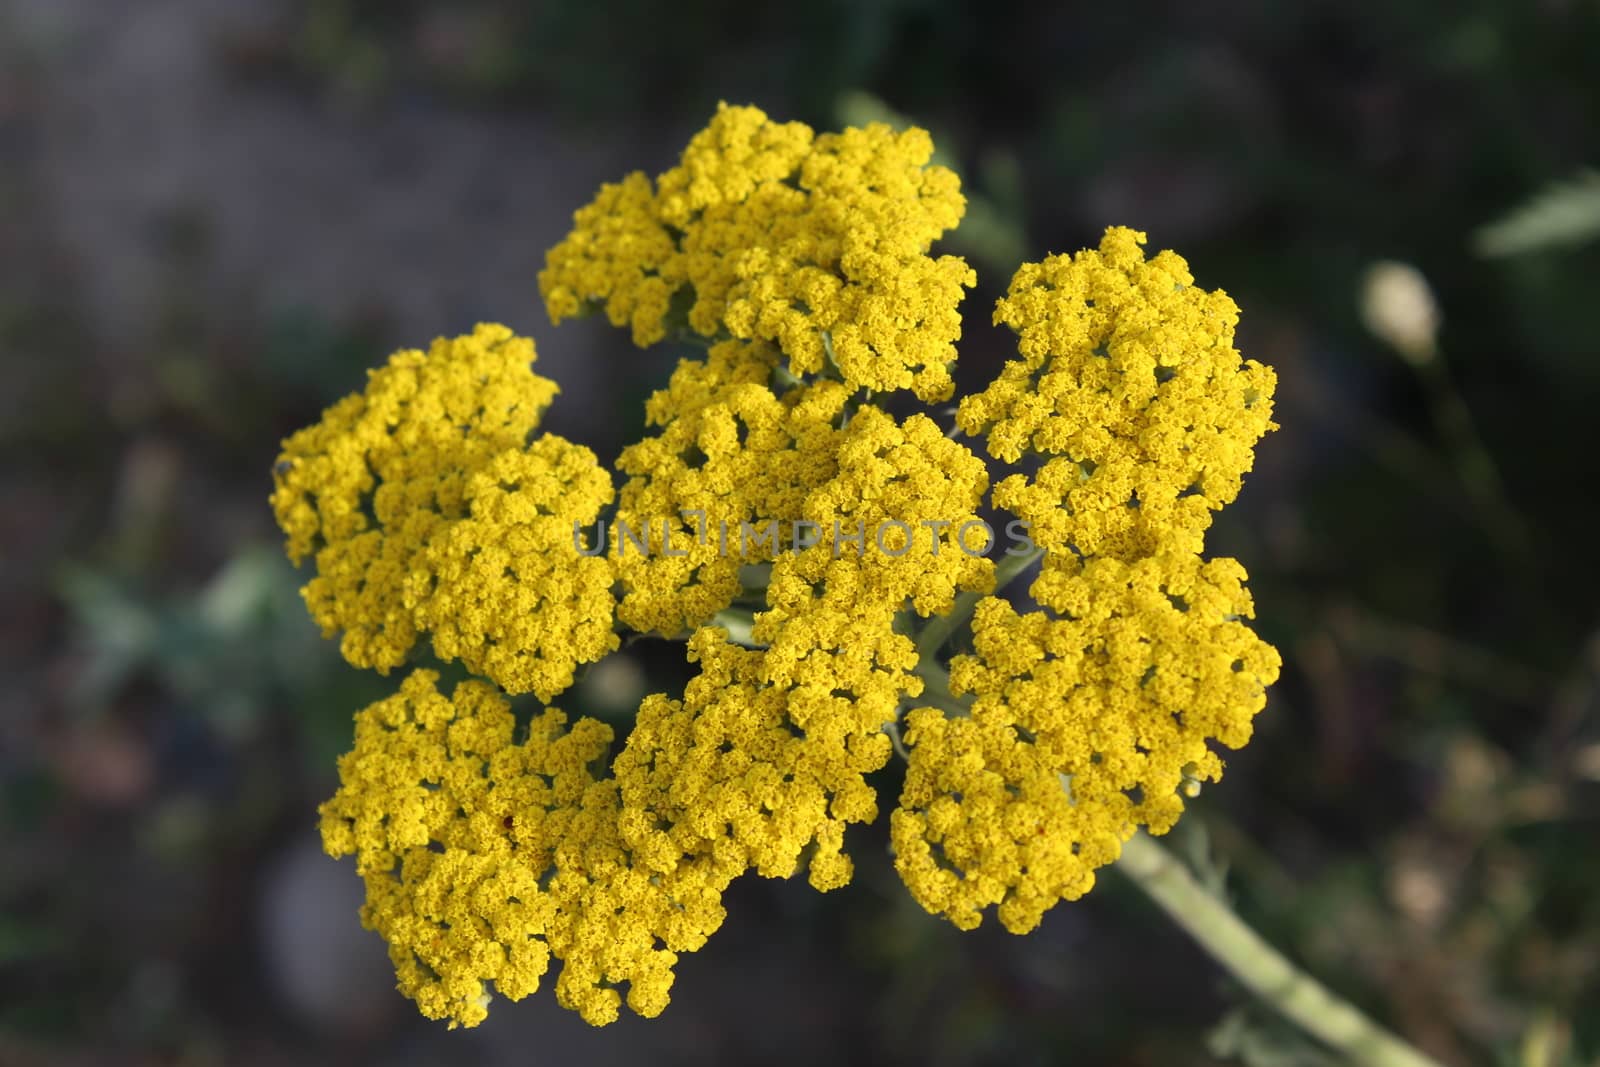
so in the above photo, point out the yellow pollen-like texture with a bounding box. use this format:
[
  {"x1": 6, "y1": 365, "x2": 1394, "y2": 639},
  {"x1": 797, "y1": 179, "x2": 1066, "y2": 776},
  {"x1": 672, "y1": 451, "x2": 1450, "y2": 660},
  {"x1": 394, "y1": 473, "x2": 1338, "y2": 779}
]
[
  {"x1": 275, "y1": 102, "x2": 1281, "y2": 1029},
  {"x1": 541, "y1": 103, "x2": 976, "y2": 401},
  {"x1": 958, "y1": 226, "x2": 1277, "y2": 558},
  {"x1": 319, "y1": 671, "x2": 736, "y2": 1027},
  {"x1": 887, "y1": 228, "x2": 1279, "y2": 933},
  {"x1": 270, "y1": 323, "x2": 617, "y2": 701},
  {"x1": 616, "y1": 628, "x2": 890, "y2": 897},
  {"x1": 892, "y1": 552, "x2": 1281, "y2": 932},
  {"x1": 609, "y1": 338, "x2": 850, "y2": 636}
]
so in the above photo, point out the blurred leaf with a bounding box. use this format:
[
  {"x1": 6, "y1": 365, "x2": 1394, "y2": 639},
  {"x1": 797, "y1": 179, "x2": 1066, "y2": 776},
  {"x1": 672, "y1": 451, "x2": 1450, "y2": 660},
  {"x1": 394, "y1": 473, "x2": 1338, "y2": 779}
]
[
  {"x1": 55, "y1": 568, "x2": 159, "y2": 710},
  {"x1": 1209, "y1": 1006, "x2": 1339, "y2": 1067},
  {"x1": 1475, "y1": 170, "x2": 1600, "y2": 258},
  {"x1": 57, "y1": 547, "x2": 334, "y2": 734}
]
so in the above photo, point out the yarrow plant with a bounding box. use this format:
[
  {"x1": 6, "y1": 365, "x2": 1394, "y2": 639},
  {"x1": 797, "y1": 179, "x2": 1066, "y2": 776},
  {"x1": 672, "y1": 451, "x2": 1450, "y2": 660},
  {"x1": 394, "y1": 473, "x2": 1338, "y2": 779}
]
[{"x1": 270, "y1": 104, "x2": 1438, "y2": 1065}]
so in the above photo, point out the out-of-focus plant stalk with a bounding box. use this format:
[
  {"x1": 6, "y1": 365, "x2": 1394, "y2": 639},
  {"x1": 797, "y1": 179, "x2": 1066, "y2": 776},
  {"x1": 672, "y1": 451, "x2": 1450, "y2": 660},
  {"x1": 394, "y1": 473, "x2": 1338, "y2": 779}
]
[{"x1": 1115, "y1": 832, "x2": 1450, "y2": 1067}]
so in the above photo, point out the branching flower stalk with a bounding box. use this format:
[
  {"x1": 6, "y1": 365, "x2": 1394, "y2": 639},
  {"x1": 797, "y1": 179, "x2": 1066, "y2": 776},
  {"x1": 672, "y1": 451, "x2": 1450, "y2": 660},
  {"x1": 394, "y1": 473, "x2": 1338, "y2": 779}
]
[
  {"x1": 265, "y1": 102, "x2": 1440, "y2": 1066},
  {"x1": 915, "y1": 543, "x2": 1043, "y2": 659}
]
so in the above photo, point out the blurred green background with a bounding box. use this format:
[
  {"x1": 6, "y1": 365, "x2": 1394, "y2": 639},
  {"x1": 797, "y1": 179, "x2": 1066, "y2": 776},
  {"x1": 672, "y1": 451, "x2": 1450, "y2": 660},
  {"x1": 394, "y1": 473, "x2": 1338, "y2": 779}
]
[{"x1": 3, "y1": 0, "x2": 1599, "y2": 1064}]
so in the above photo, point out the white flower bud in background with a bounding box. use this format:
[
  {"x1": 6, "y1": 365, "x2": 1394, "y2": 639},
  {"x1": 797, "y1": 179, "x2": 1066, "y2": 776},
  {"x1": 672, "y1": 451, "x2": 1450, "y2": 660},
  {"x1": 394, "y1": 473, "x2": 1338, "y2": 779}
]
[{"x1": 1360, "y1": 260, "x2": 1440, "y2": 365}]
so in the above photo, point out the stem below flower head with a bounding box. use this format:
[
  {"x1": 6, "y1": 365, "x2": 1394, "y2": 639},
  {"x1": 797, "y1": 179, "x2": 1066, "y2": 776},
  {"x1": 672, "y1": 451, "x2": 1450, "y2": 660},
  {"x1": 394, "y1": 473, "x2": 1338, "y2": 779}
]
[
  {"x1": 915, "y1": 545, "x2": 1044, "y2": 660},
  {"x1": 1113, "y1": 832, "x2": 1450, "y2": 1067},
  {"x1": 710, "y1": 607, "x2": 762, "y2": 647},
  {"x1": 911, "y1": 658, "x2": 971, "y2": 716}
]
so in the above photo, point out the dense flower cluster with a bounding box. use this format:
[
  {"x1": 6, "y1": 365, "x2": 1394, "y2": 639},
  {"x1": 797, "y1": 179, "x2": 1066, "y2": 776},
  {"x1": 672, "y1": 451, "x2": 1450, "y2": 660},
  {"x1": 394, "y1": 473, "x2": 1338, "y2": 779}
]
[
  {"x1": 540, "y1": 103, "x2": 975, "y2": 401},
  {"x1": 893, "y1": 552, "x2": 1277, "y2": 931},
  {"x1": 609, "y1": 337, "x2": 849, "y2": 636},
  {"x1": 318, "y1": 669, "x2": 729, "y2": 1026},
  {"x1": 891, "y1": 228, "x2": 1281, "y2": 932},
  {"x1": 274, "y1": 106, "x2": 1279, "y2": 1028},
  {"x1": 269, "y1": 323, "x2": 616, "y2": 701},
  {"x1": 957, "y1": 226, "x2": 1276, "y2": 559}
]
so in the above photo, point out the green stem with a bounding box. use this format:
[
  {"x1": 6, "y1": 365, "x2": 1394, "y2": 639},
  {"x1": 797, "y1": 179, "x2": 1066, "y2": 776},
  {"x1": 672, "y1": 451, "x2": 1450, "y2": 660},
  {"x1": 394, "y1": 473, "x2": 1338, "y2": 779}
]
[
  {"x1": 915, "y1": 545, "x2": 1044, "y2": 659},
  {"x1": 1114, "y1": 832, "x2": 1448, "y2": 1067},
  {"x1": 709, "y1": 607, "x2": 762, "y2": 647},
  {"x1": 912, "y1": 659, "x2": 971, "y2": 716}
]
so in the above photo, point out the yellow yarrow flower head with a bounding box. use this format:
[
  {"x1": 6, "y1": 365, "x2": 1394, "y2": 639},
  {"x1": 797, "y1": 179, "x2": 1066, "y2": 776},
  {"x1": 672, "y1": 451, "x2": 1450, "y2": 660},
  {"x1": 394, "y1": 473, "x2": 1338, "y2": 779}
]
[
  {"x1": 280, "y1": 105, "x2": 1283, "y2": 1031},
  {"x1": 539, "y1": 171, "x2": 679, "y2": 346},
  {"x1": 321, "y1": 670, "x2": 741, "y2": 1028},
  {"x1": 653, "y1": 104, "x2": 815, "y2": 227},
  {"x1": 610, "y1": 407, "x2": 997, "y2": 898},
  {"x1": 771, "y1": 404, "x2": 995, "y2": 622},
  {"x1": 959, "y1": 227, "x2": 1277, "y2": 558},
  {"x1": 270, "y1": 323, "x2": 617, "y2": 700},
  {"x1": 541, "y1": 103, "x2": 976, "y2": 401},
  {"x1": 886, "y1": 228, "x2": 1280, "y2": 935},
  {"x1": 748, "y1": 403, "x2": 995, "y2": 737},
  {"x1": 319, "y1": 669, "x2": 610, "y2": 1027},
  {"x1": 271, "y1": 323, "x2": 559, "y2": 672},
  {"x1": 608, "y1": 405, "x2": 1003, "y2": 902},
  {"x1": 893, "y1": 552, "x2": 1280, "y2": 933},
  {"x1": 891, "y1": 706, "x2": 1113, "y2": 934}
]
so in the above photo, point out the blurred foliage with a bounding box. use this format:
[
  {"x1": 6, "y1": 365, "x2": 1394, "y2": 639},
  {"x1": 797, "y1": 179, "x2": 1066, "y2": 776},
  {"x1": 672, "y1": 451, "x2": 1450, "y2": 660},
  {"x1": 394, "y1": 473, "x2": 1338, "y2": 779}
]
[
  {"x1": 1475, "y1": 171, "x2": 1600, "y2": 258},
  {"x1": 1208, "y1": 1006, "x2": 1338, "y2": 1067},
  {"x1": 56, "y1": 549, "x2": 363, "y2": 761},
  {"x1": 4, "y1": 0, "x2": 1600, "y2": 1064}
]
